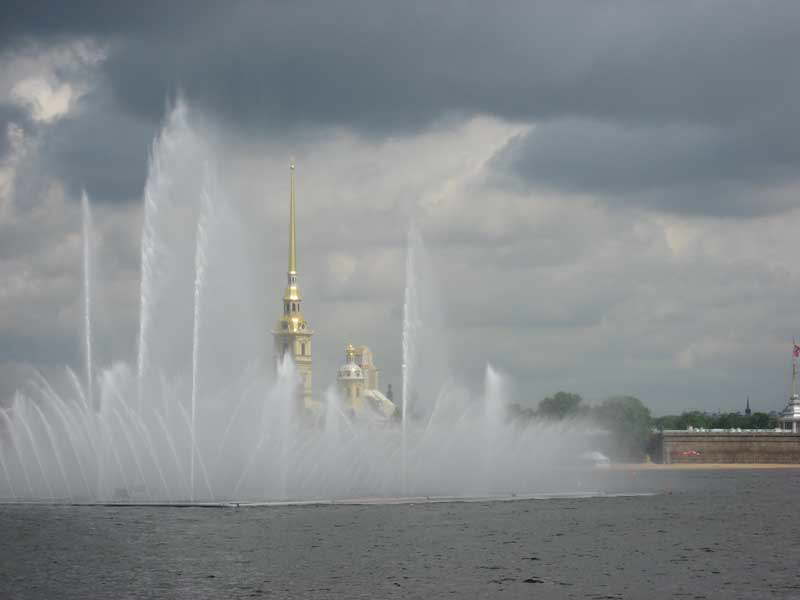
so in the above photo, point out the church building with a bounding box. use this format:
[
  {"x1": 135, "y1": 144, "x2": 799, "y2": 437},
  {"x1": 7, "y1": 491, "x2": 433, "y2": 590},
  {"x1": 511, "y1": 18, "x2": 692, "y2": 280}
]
[
  {"x1": 778, "y1": 343, "x2": 800, "y2": 432},
  {"x1": 272, "y1": 162, "x2": 396, "y2": 421},
  {"x1": 337, "y1": 344, "x2": 397, "y2": 421}
]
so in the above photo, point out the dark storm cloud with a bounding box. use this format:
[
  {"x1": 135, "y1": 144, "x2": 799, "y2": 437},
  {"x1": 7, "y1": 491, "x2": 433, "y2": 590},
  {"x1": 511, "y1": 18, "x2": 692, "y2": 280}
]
[
  {"x1": 0, "y1": 1, "x2": 225, "y2": 49},
  {"x1": 5, "y1": 1, "x2": 800, "y2": 415},
  {"x1": 37, "y1": 87, "x2": 155, "y2": 204},
  {"x1": 5, "y1": 1, "x2": 799, "y2": 130},
  {"x1": 492, "y1": 111, "x2": 800, "y2": 217},
  {"x1": 103, "y1": 1, "x2": 800, "y2": 133},
  {"x1": 6, "y1": 1, "x2": 800, "y2": 216}
]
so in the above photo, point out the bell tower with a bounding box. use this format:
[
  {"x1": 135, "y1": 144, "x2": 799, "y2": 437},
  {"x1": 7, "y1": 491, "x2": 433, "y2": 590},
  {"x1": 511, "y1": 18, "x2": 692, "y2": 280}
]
[{"x1": 273, "y1": 160, "x2": 313, "y2": 412}]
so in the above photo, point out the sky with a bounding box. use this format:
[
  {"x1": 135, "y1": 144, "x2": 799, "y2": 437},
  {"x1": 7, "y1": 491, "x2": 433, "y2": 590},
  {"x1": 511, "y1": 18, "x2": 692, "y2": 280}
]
[{"x1": 2, "y1": 1, "x2": 800, "y2": 415}]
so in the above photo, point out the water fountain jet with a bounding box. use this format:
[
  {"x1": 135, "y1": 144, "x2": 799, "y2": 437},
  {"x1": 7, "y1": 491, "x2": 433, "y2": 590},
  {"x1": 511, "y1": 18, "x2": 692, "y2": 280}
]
[{"x1": 0, "y1": 101, "x2": 612, "y2": 504}]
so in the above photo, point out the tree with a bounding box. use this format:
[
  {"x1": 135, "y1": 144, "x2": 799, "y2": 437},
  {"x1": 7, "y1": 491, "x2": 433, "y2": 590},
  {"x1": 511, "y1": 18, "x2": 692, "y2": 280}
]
[
  {"x1": 593, "y1": 396, "x2": 652, "y2": 461},
  {"x1": 748, "y1": 412, "x2": 776, "y2": 429},
  {"x1": 508, "y1": 403, "x2": 535, "y2": 421},
  {"x1": 652, "y1": 414, "x2": 682, "y2": 431},
  {"x1": 652, "y1": 410, "x2": 778, "y2": 431},
  {"x1": 678, "y1": 411, "x2": 712, "y2": 430},
  {"x1": 537, "y1": 391, "x2": 584, "y2": 420}
]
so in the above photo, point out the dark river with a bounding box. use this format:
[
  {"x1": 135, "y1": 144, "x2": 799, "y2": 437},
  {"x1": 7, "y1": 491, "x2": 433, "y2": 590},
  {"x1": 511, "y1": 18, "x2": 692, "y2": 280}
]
[{"x1": 1, "y1": 469, "x2": 799, "y2": 599}]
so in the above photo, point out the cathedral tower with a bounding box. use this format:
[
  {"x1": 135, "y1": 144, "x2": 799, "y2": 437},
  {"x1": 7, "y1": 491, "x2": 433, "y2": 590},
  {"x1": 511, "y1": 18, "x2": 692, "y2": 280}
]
[
  {"x1": 273, "y1": 161, "x2": 313, "y2": 412},
  {"x1": 337, "y1": 344, "x2": 365, "y2": 415}
]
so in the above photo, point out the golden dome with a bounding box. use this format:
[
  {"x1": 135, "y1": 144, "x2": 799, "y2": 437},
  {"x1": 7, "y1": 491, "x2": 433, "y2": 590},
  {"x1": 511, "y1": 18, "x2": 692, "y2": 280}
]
[{"x1": 337, "y1": 344, "x2": 363, "y2": 380}]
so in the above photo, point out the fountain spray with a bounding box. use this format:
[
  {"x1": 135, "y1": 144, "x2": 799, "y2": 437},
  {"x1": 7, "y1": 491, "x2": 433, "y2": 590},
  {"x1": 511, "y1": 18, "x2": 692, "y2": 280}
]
[{"x1": 81, "y1": 191, "x2": 94, "y2": 411}]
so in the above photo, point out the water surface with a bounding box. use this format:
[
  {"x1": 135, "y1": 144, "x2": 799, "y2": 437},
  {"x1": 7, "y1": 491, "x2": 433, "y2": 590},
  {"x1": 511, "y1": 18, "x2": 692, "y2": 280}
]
[{"x1": 1, "y1": 469, "x2": 798, "y2": 599}]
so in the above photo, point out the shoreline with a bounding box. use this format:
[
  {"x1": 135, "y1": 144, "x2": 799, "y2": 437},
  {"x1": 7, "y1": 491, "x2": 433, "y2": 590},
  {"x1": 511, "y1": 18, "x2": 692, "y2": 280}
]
[{"x1": 611, "y1": 462, "x2": 800, "y2": 471}]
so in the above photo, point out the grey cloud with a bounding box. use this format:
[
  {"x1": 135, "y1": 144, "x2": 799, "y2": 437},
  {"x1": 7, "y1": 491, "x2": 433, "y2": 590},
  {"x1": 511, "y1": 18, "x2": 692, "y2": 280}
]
[
  {"x1": 37, "y1": 87, "x2": 156, "y2": 204},
  {"x1": 0, "y1": 331, "x2": 77, "y2": 367},
  {"x1": 6, "y1": 2, "x2": 799, "y2": 131},
  {"x1": 0, "y1": 1, "x2": 226, "y2": 49},
  {"x1": 0, "y1": 102, "x2": 32, "y2": 158},
  {"x1": 6, "y1": 1, "x2": 800, "y2": 217},
  {"x1": 4, "y1": 1, "x2": 800, "y2": 414},
  {"x1": 127, "y1": 1, "x2": 799, "y2": 133},
  {"x1": 447, "y1": 242, "x2": 800, "y2": 412},
  {"x1": 491, "y1": 113, "x2": 800, "y2": 217}
]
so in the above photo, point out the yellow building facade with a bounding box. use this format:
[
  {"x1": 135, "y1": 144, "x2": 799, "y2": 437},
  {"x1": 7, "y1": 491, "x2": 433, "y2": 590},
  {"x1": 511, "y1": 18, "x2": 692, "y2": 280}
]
[
  {"x1": 337, "y1": 344, "x2": 365, "y2": 413},
  {"x1": 351, "y1": 345, "x2": 379, "y2": 391}
]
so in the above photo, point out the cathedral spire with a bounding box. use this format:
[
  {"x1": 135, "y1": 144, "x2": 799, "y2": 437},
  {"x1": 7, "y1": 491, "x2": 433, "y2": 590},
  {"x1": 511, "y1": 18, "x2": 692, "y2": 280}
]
[
  {"x1": 273, "y1": 159, "x2": 313, "y2": 415},
  {"x1": 289, "y1": 159, "x2": 297, "y2": 276},
  {"x1": 284, "y1": 160, "x2": 300, "y2": 302}
]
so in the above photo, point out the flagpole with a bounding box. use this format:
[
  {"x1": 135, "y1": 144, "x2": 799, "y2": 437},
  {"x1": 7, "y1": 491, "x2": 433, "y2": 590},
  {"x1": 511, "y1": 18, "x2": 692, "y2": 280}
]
[{"x1": 793, "y1": 338, "x2": 797, "y2": 399}]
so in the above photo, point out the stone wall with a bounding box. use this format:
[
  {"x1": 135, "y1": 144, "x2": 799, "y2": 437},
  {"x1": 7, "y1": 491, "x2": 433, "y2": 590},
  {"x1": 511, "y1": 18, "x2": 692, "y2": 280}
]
[{"x1": 661, "y1": 431, "x2": 800, "y2": 464}]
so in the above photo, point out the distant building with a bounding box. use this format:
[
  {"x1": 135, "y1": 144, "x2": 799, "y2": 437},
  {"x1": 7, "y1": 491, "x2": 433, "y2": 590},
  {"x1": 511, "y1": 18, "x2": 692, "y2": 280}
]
[
  {"x1": 745, "y1": 396, "x2": 751, "y2": 417},
  {"x1": 779, "y1": 345, "x2": 800, "y2": 432},
  {"x1": 351, "y1": 345, "x2": 379, "y2": 391},
  {"x1": 779, "y1": 395, "x2": 800, "y2": 432},
  {"x1": 337, "y1": 344, "x2": 396, "y2": 421}
]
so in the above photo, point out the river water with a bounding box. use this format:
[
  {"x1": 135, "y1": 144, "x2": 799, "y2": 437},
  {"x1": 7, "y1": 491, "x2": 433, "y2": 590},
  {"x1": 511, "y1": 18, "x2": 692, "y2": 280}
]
[{"x1": 1, "y1": 469, "x2": 798, "y2": 599}]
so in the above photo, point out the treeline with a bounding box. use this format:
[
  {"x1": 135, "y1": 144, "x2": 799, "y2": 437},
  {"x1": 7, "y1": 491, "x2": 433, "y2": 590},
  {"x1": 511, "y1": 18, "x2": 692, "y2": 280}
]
[
  {"x1": 510, "y1": 392, "x2": 778, "y2": 462},
  {"x1": 652, "y1": 410, "x2": 777, "y2": 431},
  {"x1": 509, "y1": 392, "x2": 653, "y2": 461}
]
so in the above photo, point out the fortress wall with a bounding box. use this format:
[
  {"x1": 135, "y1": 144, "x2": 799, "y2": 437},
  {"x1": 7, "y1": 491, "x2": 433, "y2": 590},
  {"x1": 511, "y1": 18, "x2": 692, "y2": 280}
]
[{"x1": 661, "y1": 432, "x2": 800, "y2": 464}]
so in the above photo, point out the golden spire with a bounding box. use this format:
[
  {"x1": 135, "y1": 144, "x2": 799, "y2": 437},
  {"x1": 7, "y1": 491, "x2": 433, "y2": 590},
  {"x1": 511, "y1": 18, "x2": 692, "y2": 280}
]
[
  {"x1": 283, "y1": 159, "x2": 301, "y2": 302},
  {"x1": 289, "y1": 159, "x2": 296, "y2": 275}
]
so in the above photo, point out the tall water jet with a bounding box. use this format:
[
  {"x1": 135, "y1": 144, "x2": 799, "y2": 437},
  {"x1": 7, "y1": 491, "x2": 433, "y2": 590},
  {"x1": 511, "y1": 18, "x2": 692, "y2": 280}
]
[
  {"x1": 483, "y1": 364, "x2": 506, "y2": 493},
  {"x1": 137, "y1": 153, "x2": 157, "y2": 416},
  {"x1": 323, "y1": 386, "x2": 342, "y2": 442},
  {"x1": 136, "y1": 98, "x2": 206, "y2": 414},
  {"x1": 190, "y1": 186, "x2": 210, "y2": 502},
  {"x1": 0, "y1": 97, "x2": 616, "y2": 504},
  {"x1": 402, "y1": 223, "x2": 449, "y2": 423},
  {"x1": 81, "y1": 191, "x2": 94, "y2": 412},
  {"x1": 401, "y1": 225, "x2": 414, "y2": 495}
]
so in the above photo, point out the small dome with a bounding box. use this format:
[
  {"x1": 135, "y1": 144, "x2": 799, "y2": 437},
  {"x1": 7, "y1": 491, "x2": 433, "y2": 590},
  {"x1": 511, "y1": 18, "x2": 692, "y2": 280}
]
[{"x1": 337, "y1": 362, "x2": 363, "y2": 380}]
